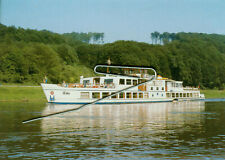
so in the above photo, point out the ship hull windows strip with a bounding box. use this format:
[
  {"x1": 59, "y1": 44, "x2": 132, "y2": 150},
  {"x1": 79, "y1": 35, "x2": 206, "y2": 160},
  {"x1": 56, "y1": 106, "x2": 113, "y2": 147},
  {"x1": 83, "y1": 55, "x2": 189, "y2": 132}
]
[
  {"x1": 133, "y1": 93, "x2": 137, "y2": 98},
  {"x1": 119, "y1": 92, "x2": 124, "y2": 98},
  {"x1": 126, "y1": 92, "x2": 131, "y2": 99},
  {"x1": 81, "y1": 91, "x2": 195, "y2": 100},
  {"x1": 81, "y1": 92, "x2": 89, "y2": 99}
]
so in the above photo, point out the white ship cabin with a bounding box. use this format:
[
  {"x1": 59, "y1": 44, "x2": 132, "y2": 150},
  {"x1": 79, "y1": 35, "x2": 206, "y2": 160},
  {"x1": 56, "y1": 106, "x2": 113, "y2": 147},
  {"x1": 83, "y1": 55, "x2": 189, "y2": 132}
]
[
  {"x1": 77, "y1": 74, "x2": 201, "y2": 99},
  {"x1": 79, "y1": 75, "x2": 183, "y2": 91}
]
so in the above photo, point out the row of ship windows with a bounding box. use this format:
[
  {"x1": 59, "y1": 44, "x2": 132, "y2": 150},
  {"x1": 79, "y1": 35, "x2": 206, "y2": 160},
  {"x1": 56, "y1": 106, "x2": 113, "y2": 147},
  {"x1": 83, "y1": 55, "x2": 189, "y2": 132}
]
[
  {"x1": 80, "y1": 92, "x2": 199, "y2": 99},
  {"x1": 119, "y1": 79, "x2": 145, "y2": 85},
  {"x1": 81, "y1": 92, "x2": 149, "y2": 99},
  {"x1": 119, "y1": 79, "x2": 164, "y2": 90},
  {"x1": 168, "y1": 93, "x2": 199, "y2": 98},
  {"x1": 151, "y1": 87, "x2": 164, "y2": 90}
]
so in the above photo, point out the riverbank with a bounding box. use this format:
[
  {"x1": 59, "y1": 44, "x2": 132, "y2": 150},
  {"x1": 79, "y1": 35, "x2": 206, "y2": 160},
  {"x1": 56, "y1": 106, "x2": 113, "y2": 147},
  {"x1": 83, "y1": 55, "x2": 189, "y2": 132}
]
[
  {"x1": 0, "y1": 86, "x2": 46, "y2": 102},
  {"x1": 0, "y1": 86, "x2": 225, "y2": 102},
  {"x1": 200, "y1": 89, "x2": 225, "y2": 99}
]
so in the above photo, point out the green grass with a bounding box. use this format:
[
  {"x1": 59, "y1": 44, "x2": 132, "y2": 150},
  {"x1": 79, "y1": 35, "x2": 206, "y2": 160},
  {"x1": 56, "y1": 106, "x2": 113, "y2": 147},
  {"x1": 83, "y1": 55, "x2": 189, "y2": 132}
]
[
  {"x1": 0, "y1": 86, "x2": 46, "y2": 102},
  {"x1": 201, "y1": 90, "x2": 225, "y2": 99}
]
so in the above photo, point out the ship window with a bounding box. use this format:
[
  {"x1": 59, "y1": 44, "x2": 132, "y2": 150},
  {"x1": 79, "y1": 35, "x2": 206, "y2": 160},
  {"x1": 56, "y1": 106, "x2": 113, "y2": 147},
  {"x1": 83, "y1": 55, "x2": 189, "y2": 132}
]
[
  {"x1": 139, "y1": 93, "x2": 143, "y2": 98},
  {"x1": 157, "y1": 93, "x2": 159, "y2": 95},
  {"x1": 81, "y1": 92, "x2": 89, "y2": 99},
  {"x1": 190, "y1": 93, "x2": 193, "y2": 97},
  {"x1": 144, "y1": 93, "x2": 148, "y2": 98},
  {"x1": 156, "y1": 87, "x2": 159, "y2": 90},
  {"x1": 111, "y1": 92, "x2": 117, "y2": 99},
  {"x1": 166, "y1": 93, "x2": 170, "y2": 97},
  {"x1": 83, "y1": 80, "x2": 90, "y2": 87},
  {"x1": 104, "y1": 79, "x2": 113, "y2": 84},
  {"x1": 176, "y1": 93, "x2": 179, "y2": 97},
  {"x1": 162, "y1": 87, "x2": 164, "y2": 90},
  {"x1": 92, "y1": 92, "x2": 100, "y2": 99},
  {"x1": 133, "y1": 80, "x2": 137, "y2": 86},
  {"x1": 161, "y1": 94, "x2": 163, "y2": 97},
  {"x1": 187, "y1": 93, "x2": 190, "y2": 97},
  {"x1": 194, "y1": 93, "x2": 198, "y2": 97},
  {"x1": 183, "y1": 93, "x2": 186, "y2": 97},
  {"x1": 93, "y1": 78, "x2": 100, "y2": 85},
  {"x1": 133, "y1": 92, "x2": 137, "y2": 98},
  {"x1": 180, "y1": 93, "x2": 182, "y2": 97},
  {"x1": 126, "y1": 92, "x2": 132, "y2": 98},
  {"x1": 176, "y1": 83, "x2": 182, "y2": 87},
  {"x1": 172, "y1": 93, "x2": 175, "y2": 98},
  {"x1": 119, "y1": 79, "x2": 125, "y2": 85},
  {"x1": 102, "y1": 92, "x2": 110, "y2": 98},
  {"x1": 138, "y1": 79, "x2": 142, "y2": 84},
  {"x1": 138, "y1": 79, "x2": 146, "y2": 84},
  {"x1": 126, "y1": 79, "x2": 131, "y2": 85},
  {"x1": 119, "y1": 92, "x2": 124, "y2": 98},
  {"x1": 151, "y1": 87, "x2": 153, "y2": 90}
]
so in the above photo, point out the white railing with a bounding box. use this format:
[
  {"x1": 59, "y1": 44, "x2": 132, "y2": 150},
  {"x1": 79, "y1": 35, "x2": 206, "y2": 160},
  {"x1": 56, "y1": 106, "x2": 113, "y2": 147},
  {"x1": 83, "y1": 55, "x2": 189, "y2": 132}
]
[
  {"x1": 58, "y1": 83, "x2": 116, "y2": 89},
  {"x1": 183, "y1": 87, "x2": 199, "y2": 91}
]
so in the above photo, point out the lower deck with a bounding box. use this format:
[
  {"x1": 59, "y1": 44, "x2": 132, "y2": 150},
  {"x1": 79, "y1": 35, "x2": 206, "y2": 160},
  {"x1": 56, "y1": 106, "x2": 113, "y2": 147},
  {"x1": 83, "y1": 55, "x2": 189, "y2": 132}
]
[{"x1": 43, "y1": 89, "x2": 202, "y2": 104}]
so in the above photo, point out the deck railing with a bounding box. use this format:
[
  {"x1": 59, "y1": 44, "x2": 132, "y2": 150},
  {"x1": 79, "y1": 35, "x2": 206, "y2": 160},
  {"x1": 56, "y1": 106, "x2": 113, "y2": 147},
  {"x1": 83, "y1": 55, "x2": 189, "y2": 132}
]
[
  {"x1": 58, "y1": 83, "x2": 116, "y2": 89},
  {"x1": 183, "y1": 87, "x2": 199, "y2": 91}
]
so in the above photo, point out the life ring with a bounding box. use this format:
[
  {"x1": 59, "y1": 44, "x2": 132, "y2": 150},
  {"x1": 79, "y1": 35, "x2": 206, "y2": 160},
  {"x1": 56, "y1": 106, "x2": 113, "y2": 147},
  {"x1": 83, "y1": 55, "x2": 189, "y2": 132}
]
[{"x1": 50, "y1": 91, "x2": 54, "y2": 95}]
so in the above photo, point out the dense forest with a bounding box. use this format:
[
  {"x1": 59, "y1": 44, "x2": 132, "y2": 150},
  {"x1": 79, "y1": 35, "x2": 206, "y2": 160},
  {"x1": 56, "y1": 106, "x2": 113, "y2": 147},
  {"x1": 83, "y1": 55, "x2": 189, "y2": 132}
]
[{"x1": 0, "y1": 24, "x2": 225, "y2": 89}]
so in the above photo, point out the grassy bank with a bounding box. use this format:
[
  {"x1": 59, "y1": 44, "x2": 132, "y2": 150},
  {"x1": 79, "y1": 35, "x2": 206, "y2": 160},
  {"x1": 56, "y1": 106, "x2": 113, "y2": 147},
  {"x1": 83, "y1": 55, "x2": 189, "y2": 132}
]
[
  {"x1": 200, "y1": 90, "x2": 225, "y2": 99},
  {"x1": 0, "y1": 86, "x2": 46, "y2": 102}
]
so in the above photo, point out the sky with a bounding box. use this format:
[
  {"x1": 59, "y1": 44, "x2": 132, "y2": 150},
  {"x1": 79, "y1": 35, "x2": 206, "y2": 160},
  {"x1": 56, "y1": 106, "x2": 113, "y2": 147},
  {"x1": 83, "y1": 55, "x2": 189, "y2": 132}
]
[{"x1": 1, "y1": 0, "x2": 225, "y2": 43}]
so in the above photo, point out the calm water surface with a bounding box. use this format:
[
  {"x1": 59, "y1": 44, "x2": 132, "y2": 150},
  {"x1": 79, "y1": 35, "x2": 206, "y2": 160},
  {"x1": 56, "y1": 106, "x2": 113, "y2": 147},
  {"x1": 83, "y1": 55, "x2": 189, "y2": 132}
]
[{"x1": 0, "y1": 101, "x2": 225, "y2": 159}]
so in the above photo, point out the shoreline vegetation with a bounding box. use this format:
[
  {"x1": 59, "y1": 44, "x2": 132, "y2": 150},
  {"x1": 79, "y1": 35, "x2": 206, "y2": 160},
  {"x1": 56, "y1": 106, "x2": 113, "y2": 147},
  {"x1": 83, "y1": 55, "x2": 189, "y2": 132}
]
[
  {"x1": 0, "y1": 85, "x2": 225, "y2": 102},
  {"x1": 1, "y1": 24, "x2": 225, "y2": 90}
]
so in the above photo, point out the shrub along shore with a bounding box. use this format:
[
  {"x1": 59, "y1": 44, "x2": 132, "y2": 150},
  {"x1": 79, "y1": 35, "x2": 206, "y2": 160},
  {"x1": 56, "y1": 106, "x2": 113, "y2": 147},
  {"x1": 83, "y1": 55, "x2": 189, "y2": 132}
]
[{"x1": 0, "y1": 85, "x2": 225, "y2": 102}]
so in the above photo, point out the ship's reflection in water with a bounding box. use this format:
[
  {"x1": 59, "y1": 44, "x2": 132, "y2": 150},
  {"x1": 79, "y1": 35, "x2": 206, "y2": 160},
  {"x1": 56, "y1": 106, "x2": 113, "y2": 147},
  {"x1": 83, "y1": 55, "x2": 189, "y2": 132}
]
[
  {"x1": 42, "y1": 101, "x2": 205, "y2": 134},
  {"x1": 39, "y1": 101, "x2": 224, "y2": 159}
]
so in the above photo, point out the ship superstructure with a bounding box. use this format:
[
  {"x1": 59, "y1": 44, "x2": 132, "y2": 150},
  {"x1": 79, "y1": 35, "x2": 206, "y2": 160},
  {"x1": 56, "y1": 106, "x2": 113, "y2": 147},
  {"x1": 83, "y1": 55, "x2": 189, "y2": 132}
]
[{"x1": 41, "y1": 66, "x2": 204, "y2": 104}]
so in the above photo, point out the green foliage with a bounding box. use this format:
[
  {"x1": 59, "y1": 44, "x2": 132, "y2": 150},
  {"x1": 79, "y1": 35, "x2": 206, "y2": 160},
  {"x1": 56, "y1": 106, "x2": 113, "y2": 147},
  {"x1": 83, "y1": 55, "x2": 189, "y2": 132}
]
[
  {"x1": 1, "y1": 23, "x2": 225, "y2": 89},
  {"x1": 0, "y1": 24, "x2": 94, "y2": 84},
  {"x1": 63, "y1": 32, "x2": 104, "y2": 44},
  {"x1": 77, "y1": 34, "x2": 225, "y2": 89}
]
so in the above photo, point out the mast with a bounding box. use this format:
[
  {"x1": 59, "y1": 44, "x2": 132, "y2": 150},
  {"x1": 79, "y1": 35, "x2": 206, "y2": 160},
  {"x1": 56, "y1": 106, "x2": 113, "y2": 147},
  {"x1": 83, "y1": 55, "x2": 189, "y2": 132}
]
[{"x1": 107, "y1": 58, "x2": 111, "y2": 73}]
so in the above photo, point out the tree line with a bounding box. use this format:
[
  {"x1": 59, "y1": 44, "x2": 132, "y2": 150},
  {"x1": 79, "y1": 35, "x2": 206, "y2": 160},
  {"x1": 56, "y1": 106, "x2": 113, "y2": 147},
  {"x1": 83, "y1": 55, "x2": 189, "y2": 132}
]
[
  {"x1": 63, "y1": 32, "x2": 104, "y2": 44},
  {"x1": 150, "y1": 31, "x2": 176, "y2": 44},
  {"x1": 0, "y1": 23, "x2": 225, "y2": 89},
  {"x1": 77, "y1": 33, "x2": 225, "y2": 89},
  {"x1": 0, "y1": 24, "x2": 94, "y2": 84}
]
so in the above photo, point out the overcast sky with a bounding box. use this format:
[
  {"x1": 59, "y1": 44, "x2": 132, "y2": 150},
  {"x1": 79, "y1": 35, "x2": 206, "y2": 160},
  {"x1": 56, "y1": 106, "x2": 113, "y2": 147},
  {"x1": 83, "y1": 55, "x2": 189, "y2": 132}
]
[{"x1": 1, "y1": 0, "x2": 225, "y2": 43}]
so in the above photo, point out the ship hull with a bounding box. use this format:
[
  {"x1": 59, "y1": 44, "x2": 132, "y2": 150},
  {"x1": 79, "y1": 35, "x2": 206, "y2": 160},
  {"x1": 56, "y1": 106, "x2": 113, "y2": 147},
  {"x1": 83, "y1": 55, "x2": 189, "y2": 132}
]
[{"x1": 41, "y1": 83, "x2": 204, "y2": 104}]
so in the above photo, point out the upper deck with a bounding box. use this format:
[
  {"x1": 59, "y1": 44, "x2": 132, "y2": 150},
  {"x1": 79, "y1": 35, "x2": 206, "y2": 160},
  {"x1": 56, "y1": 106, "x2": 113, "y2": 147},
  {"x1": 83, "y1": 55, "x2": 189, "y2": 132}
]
[{"x1": 55, "y1": 74, "x2": 198, "y2": 93}]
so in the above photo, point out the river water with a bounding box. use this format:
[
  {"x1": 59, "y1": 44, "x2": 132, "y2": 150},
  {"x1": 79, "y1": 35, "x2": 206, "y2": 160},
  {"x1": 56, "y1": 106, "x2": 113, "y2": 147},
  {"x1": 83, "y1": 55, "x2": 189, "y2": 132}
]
[{"x1": 0, "y1": 101, "x2": 224, "y2": 159}]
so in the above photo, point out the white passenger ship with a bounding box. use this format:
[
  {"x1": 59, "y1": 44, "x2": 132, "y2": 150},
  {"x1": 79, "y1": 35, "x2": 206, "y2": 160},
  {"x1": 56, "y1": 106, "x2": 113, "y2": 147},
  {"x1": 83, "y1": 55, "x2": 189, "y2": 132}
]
[{"x1": 41, "y1": 65, "x2": 205, "y2": 104}]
